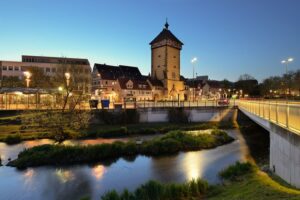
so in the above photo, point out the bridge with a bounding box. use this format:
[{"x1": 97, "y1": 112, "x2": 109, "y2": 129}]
[{"x1": 238, "y1": 100, "x2": 300, "y2": 188}]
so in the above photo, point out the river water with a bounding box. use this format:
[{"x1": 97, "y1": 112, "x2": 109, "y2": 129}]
[{"x1": 0, "y1": 130, "x2": 249, "y2": 200}]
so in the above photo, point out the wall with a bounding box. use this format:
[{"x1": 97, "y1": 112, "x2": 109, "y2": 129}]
[
  {"x1": 270, "y1": 125, "x2": 300, "y2": 188},
  {"x1": 139, "y1": 107, "x2": 233, "y2": 123}
]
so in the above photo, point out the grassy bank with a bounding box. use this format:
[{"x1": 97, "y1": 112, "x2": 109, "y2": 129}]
[
  {"x1": 87, "y1": 162, "x2": 300, "y2": 200},
  {"x1": 8, "y1": 130, "x2": 233, "y2": 168},
  {"x1": 0, "y1": 110, "x2": 235, "y2": 144}
]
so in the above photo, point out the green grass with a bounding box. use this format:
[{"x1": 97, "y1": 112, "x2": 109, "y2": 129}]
[
  {"x1": 101, "y1": 178, "x2": 208, "y2": 200},
  {"x1": 208, "y1": 169, "x2": 300, "y2": 200},
  {"x1": 83, "y1": 162, "x2": 300, "y2": 200},
  {"x1": 8, "y1": 130, "x2": 233, "y2": 168}
]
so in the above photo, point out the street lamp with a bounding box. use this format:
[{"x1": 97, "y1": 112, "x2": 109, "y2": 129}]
[
  {"x1": 281, "y1": 57, "x2": 293, "y2": 75},
  {"x1": 65, "y1": 72, "x2": 71, "y2": 87},
  {"x1": 23, "y1": 71, "x2": 31, "y2": 88},
  {"x1": 191, "y1": 57, "x2": 197, "y2": 101},
  {"x1": 281, "y1": 57, "x2": 293, "y2": 98},
  {"x1": 23, "y1": 71, "x2": 31, "y2": 109}
]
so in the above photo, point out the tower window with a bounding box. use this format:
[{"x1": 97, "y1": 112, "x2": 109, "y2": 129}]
[
  {"x1": 157, "y1": 65, "x2": 160, "y2": 68},
  {"x1": 158, "y1": 55, "x2": 161, "y2": 58},
  {"x1": 172, "y1": 72, "x2": 176, "y2": 79},
  {"x1": 173, "y1": 66, "x2": 176, "y2": 69},
  {"x1": 173, "y1": 56, "x2": 176, "y2": 58}
]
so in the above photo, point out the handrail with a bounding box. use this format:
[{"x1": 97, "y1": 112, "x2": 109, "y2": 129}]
[{"x1": 238, "y1": 100, "x2": 300, "y2": 135}]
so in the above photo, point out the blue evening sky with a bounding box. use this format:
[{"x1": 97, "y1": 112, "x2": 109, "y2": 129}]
[{"x1": 0, "y1": 0, "x2": 299, "y2": 82}]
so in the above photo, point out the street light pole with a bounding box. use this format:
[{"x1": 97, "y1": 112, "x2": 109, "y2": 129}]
[
  {"x1": 281, "y1": 57, "x2": 293, "y2": 99},
  {"x1": 23, "y1": 71, "x2": 31, "y2": 109},
  {"x1": 191, "y1": 57, "x2": 197, "y2": 102}
]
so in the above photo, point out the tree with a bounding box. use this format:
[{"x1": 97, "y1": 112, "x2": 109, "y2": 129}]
[
  {"x1": 238, "y1": 74, "x2": 255, "y2": 81},
  {"x1": 1, "y1": 76, "x2": 24, "y2": 87},
  {"x1": 20, "y1": 57, "x2": 92, "y2": 143}
]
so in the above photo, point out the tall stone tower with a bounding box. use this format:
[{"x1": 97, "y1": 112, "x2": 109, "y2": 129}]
[{"x1": 150, "y1": 21, "x2": 185, "y2": 100}]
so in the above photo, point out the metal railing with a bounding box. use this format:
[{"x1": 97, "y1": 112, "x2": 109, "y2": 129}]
[
  {"x1": 135, "y1": 99, "x2": 235, "y2": 108},
  {"x1": 238, "y1": 100, "x2": 300, "y2": 134}
]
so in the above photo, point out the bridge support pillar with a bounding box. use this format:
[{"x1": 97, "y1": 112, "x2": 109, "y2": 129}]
[{"x1": 270, "y1": 124, "x2": 300, "y2": 188}]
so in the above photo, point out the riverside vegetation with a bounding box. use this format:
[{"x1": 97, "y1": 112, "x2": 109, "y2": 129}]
[
  {"x1": 0, "y1": 109, "x2": 235, "y2": 144},
  {"x1": 81, "y1": 162, "x2": 300, "y2": 200},
  {"x1": 8, "y1": 129, "x2": 233, "y2": 168}
]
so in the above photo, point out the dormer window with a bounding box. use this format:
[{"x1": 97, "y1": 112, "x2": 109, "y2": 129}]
[{"x1": 126, "y1": 80, "x2": 133, "y2": 89}]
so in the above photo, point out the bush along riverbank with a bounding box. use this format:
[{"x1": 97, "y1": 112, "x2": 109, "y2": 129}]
[
  {"x1": 83, "y1": 162, "x2": 300, "y2": 200},
  {"x1": 8, "y1": 129, "x2": 233, "y2": 168}
]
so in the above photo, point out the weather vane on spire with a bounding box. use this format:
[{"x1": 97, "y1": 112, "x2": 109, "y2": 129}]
[{"x1": 165, "y1": 18, "x2": 169, "y2": 30}]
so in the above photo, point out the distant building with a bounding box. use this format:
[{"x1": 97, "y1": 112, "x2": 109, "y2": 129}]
[
  {"x1": 150, "y1": 21, "x2": 185, "y2": 100},
  {"x1": 0, "y1": 55, "x2": 91, "y2": 94},
  {"x1": 92, "y1": 64, "x2": 153, "y2": 101},
  {"x1": 196, "y1": 75, "x2": 209, "y2": 81}
]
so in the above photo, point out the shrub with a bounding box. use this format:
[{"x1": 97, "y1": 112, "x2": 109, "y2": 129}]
[
  {"x1": 219, "y1": 162, "x2": 255, "y2": 181},
  {"x1": 100, "y1": 179, "x2": 209, "y2": 200},
  {"x1": 4, "y1": 134, "x2": 21, "y2": 144},
  {"x1": 8, "y1": 130, "x2": 233, "y2": 168}
]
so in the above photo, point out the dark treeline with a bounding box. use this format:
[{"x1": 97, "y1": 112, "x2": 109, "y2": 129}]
[{"x1": 218, "y1": 70, "x2": 300, "y2": 98}]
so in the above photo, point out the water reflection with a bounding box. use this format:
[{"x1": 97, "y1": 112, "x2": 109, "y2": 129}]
[
  {"x1": 56, "y1": 169, "x2": 75, "y2": 183},
  {"x1": 0, "y1": 129, "x2": 248, "y2": 200},
  {"x1": 183, "y1": 152, "x2": 203, "y2": 180},
  {"x1": 92, "y1": 165, "x2": 106, "y2": 180}
]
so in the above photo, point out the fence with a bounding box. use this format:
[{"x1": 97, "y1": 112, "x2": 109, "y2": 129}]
[{"x1": 238, "y1": 100, "x2": 300, "y2": 134}]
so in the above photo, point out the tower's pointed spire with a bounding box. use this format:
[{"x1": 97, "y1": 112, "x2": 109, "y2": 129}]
[{"x1": 164, "y1": 18, "x2": 169, "y2": 30}]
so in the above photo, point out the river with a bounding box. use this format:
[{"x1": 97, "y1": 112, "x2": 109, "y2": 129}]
[{"x1": 0, "y1": 129, "x2": 249, "y2": 200}]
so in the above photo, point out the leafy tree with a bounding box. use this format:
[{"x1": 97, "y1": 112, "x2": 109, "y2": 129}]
[
  {"x1": 238, "y1": 74, "x2": 255, "y2": 81},
  {"x1": 1, "y1": 76, "x2": 24, "y2": 87}
]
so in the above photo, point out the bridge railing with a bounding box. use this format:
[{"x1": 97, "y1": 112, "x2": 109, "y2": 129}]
[{"x1": 238, "y1": 100, "x2": 300, "y2": 134}]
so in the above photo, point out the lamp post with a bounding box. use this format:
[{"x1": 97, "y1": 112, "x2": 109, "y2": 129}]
[
  {"x1": 191, "y1": 57, "x2": 197, "y2": 102},
  {"x1": 65, "y1": 72, "x2": 71, "y2": 88},
  {"x1": 64, "y1": 72, "x2": 71, "y2": 110},
  {"x1": 281, "y1": 58, "x2": 293, "y2": 99},
  {"x1": 23, "y1": 71, "x2": 31, "y2": 109}
]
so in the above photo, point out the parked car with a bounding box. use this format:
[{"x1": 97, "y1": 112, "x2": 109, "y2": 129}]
[{"x1": 218, "y1": 98, "x2": 229, "y2": 106}]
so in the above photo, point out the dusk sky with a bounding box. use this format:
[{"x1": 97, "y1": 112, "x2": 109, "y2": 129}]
[{"x1": 0, "y1": 0, "x2": 299, "y2": 82}]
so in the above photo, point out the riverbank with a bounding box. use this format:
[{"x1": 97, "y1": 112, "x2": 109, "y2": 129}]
[
  {"x1": 8, "y1": 129, "x2": 233, "y2": 168},
  {"x1": 0, "y1": 110, "x2": 235, "y2": 144},
  {"x1": 97, "y1": 162, "x2": 300, "y2": 200}
]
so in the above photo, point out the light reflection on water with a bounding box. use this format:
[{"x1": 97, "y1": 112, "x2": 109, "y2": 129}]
[{"x1": 0, "y1": 129, "x2": 247, "y2": 200}]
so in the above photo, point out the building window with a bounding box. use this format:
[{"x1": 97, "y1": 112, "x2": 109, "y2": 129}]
[
  {"x1": 46, "y1": 68, "x2": 51, "y2": 72},
  {"x1": 157, "y1": 65, "x2": 160, "y2": 68},
  {"x1": 158, "y1": 55, "x2": 161, "y2": 58},
  {"x1": 105, "y1": 81, "x2": 108, "y2": 85},
  {"x1": 173, "y1": 56, "x2": 176, "y2": 58},
  {"x1": 172, "y1": 72, "x2": 176, "y2": 79},
  {"x1": 2, "y1": 66, "x2": 7, "y2": 70},
  {"x1": 173, "y1": 65, "x2": 176, "y2": 69},
  {"x1": 52, "y1": 68, "x2": 56, "y2": 73},
  {"x1": 9, "y1": 66, "x2": 13, "y2": 71},
  {"x1": 14, "y1": 66, "x2": 19, "y2": 71}
]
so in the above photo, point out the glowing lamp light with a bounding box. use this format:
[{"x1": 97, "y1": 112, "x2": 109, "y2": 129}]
[{"x1": 191, "y1": 57, "x2": 197, "y2": 63}]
